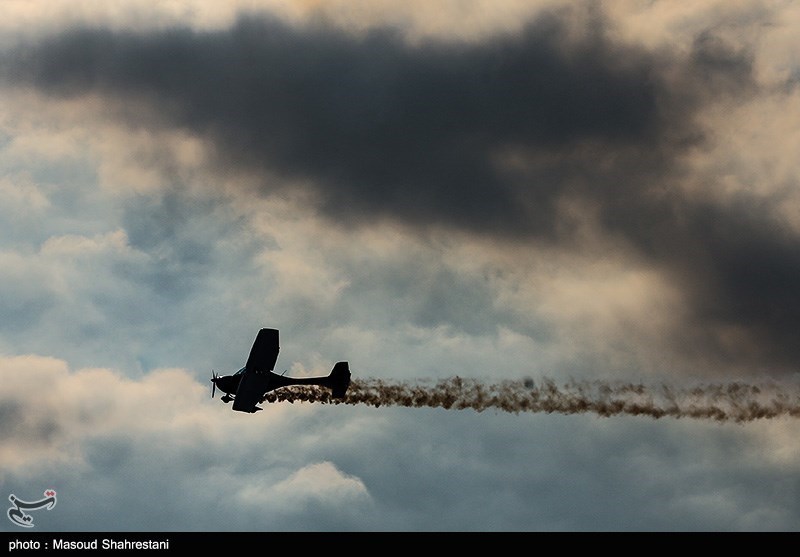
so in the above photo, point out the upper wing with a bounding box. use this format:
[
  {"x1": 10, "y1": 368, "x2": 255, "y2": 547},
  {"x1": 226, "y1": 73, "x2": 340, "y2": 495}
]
[{"x1": 245, "y1": 328, "x2": 280, "y2": 372}]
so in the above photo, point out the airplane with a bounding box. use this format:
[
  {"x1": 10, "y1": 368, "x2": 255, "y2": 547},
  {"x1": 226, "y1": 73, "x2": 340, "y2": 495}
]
[{"x1": 211, "y1": 328, "x2": 351, "y2": 413}]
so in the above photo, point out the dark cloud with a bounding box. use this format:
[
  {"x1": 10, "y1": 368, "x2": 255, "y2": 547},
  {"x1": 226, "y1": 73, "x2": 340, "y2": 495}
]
[
  {"x1": 2, "y1": 12, "x2": 674, "y2": 237},
  {"x1": 3, "y1": 10, "x2": 800, "y2": 373},
  {"x1": 654, "y1": 201, "x2": 800, "y2": 368}
]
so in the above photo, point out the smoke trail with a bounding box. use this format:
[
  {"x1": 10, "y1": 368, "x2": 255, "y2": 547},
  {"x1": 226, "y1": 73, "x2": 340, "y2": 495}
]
[{"x1": 262, "y1": 377, "x2": 800, "y2": 422}]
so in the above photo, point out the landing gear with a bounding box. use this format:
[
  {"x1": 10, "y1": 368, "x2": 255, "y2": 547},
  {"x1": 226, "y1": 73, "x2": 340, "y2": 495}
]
[{"x1": 221, "y1": 394, "x2": 233, "y2": 403}]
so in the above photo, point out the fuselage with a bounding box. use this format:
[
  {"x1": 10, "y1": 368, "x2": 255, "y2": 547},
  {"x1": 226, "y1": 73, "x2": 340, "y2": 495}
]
[{"x1": 212, "y1": 366, "x2": 348, "y2": 402}]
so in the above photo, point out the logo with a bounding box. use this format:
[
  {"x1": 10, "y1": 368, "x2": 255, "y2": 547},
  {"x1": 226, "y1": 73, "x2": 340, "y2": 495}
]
[{"x1": 7, "y1": 490, "x2": 57, "y2": 528}]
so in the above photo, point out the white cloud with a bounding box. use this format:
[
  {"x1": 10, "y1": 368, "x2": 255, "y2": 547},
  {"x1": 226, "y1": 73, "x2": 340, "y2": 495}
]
[
  {"x1": 241, "y1": 461, "x2": 371, "y2": 512},
  {"x1": 0, "y1": 354, "x2": 319, "y2": 478}
]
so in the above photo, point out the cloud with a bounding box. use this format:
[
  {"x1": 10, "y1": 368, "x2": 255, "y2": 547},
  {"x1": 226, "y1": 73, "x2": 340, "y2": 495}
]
[
  {"x1": 3, "y1": 4, "x2": 800, "y2": 380},
  {"x1": 2, "y1": 355, "x2": 800, "y2": 531},
  {"x1": 1, "y1": 2, "x2": 800, "y2": 534},
  {"x1": 0, "y1": 355, "x2": 218, "y2": 475},
  {"x1": 250, "y1": 461, "x2": 372, "y2": 519},
  {"x1": 0, "y1": 355, "x2": 379, "y2": 530},
  {"x1": 2, "y1": 11, "x2": 696, "y2": 237}
]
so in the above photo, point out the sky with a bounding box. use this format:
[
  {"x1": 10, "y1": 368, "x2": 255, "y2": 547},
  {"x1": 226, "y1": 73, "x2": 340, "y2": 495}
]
[{"x1": 1, "y1": 0, "x2": 800, "y2": 532}]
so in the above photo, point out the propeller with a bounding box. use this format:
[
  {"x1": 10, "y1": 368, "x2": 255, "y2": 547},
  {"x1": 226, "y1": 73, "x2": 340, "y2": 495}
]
[{"x1": 211, "y1": 370, "x2": 217, "y2": 399}]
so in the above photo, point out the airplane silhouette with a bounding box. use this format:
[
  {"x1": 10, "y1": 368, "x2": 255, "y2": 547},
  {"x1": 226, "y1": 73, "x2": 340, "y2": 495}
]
[{"x1": 211, "y1": 328, "x2": 351, "y2": 413}]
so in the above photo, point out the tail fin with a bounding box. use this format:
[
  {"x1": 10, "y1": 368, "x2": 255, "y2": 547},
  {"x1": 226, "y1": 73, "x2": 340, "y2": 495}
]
[{"x1": 327, "y1": 361, "x2": 351, "y2": 399}]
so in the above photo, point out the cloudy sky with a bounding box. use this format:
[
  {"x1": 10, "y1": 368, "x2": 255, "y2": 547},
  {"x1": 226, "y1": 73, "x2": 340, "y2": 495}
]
[{"x1": 1, "y1": 0, "x2": 800, "y2": 532}]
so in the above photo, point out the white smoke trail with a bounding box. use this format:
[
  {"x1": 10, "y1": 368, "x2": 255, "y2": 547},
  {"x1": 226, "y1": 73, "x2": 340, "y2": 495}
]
[{"x1": 262, "y1": 377, "x2": 800, "y2": 422}]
